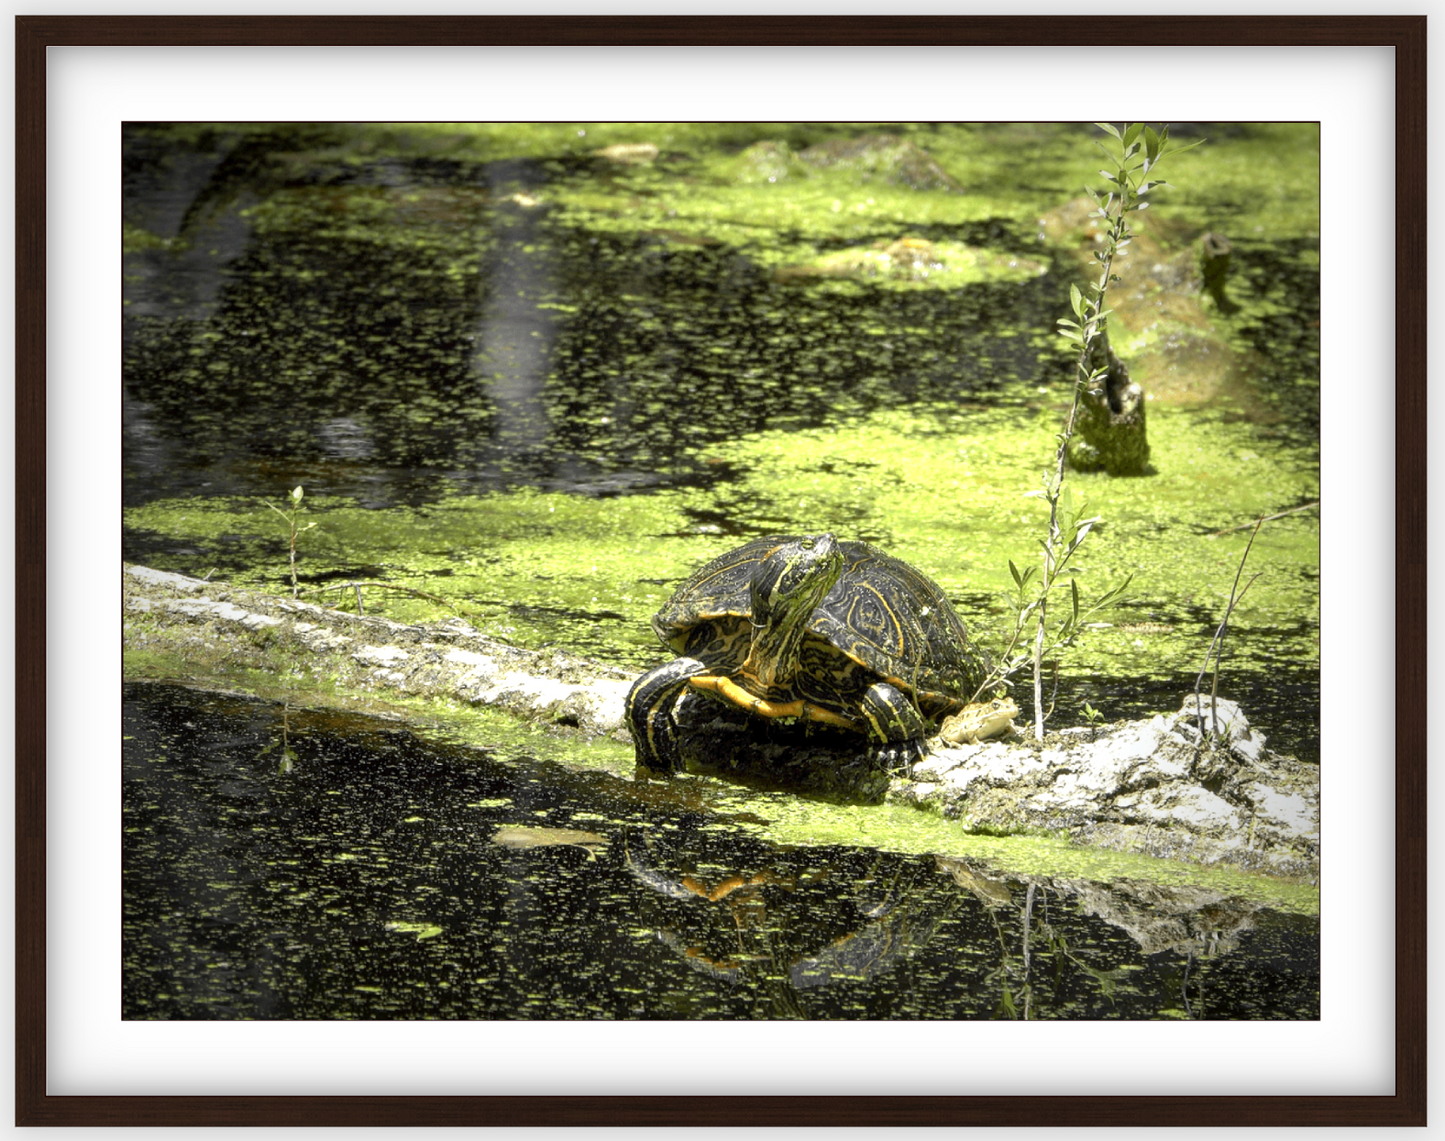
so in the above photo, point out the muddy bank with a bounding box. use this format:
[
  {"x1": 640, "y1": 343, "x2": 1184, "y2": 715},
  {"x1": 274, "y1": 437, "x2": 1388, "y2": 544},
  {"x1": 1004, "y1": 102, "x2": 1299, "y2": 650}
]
[{"x1": 122, "y1": 564, "x2": 1318, "y2": 879}]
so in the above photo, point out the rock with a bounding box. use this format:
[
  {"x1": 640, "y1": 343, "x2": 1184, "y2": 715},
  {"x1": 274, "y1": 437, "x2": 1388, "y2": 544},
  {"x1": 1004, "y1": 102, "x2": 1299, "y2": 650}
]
[
  {"x1": 1038, "y1": 198, "x2": 1264, "y2": 414},
  {"x1": 891, "y1": 694, "x2": 1318, "y2": 878},
  {"x1": 729, "y1": 140, "x2": 805, "y2": 183},
  {"x1": 590, "y1": 143, "x2": 658, "y2": 165}
]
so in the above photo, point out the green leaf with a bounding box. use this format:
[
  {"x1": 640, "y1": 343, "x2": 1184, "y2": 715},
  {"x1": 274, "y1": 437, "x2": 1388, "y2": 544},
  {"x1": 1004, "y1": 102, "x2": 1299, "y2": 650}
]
[
  {"x1": 1122, "y1": 122, "x2": 1144, "y2": 147},
  {"x1": 1160, "y1": 136, "x2": 1206, "y2": 161},
  {"x1": 1008, "y1": 559, "x2": 1023, "y2": 588},
  {"x1": 1070, "y1": 577, "x2": 1081, "y2": 626},
  {"x1": 1069, "y1": 282, "x2": 1084, "y2": 319},
  {"x1": 1096, "y1": 573, "x2": 1134, "y2": 606},
  {"x1": 1057, "y1": 483, "x2": 1074, "y2": 521},
  {"x1": 1144, "y1": 125, "x2": 1161, "y2": 162},
  {"x1": 1095, "y1": 122, "x2": 1122, "y2": 139}
]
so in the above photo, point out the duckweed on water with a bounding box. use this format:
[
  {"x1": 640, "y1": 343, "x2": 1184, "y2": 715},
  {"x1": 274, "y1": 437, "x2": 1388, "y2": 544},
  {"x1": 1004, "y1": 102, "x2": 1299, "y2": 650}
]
[{"x1": 124, "y1": 396, "x2": 1317, "y2": 717}]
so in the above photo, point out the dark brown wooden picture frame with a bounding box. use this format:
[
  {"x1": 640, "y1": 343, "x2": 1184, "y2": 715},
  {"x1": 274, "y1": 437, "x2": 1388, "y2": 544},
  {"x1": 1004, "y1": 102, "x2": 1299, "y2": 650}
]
[{"x1": 17, "y1": 14, "x2": 1424, "y2": 1128}]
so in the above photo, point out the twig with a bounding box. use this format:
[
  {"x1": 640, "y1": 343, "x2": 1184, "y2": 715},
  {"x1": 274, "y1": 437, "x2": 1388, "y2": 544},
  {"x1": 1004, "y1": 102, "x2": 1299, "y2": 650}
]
[
  {"x1": 1192, "y1": 516, "x2": 1264, "y2": 734},
  {"x1": 1209, "y1": 501, "x2": 1318, "y2": 537}
]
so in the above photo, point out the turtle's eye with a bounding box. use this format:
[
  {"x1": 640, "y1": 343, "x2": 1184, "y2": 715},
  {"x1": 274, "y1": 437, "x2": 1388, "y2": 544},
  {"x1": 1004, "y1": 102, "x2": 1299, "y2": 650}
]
[{"x1": 800, "y1": 539, "x2": 815, "y2": 550}]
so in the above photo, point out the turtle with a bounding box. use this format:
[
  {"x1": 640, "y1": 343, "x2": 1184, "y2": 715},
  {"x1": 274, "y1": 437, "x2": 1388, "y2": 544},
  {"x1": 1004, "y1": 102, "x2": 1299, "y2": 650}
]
[{"x1": 626, "y1": 533, "x2": 993, "y2": 775}]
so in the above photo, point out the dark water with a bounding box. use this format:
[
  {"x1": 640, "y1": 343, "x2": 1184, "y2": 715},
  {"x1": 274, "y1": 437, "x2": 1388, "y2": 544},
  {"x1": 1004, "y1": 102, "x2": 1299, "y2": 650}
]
[
  {"x1": 121, "y1": 126, "x2": 1083, "y2": 509},
  {"x1": 123, "y1": 684, "x2": 1318, "y2": 1020}
]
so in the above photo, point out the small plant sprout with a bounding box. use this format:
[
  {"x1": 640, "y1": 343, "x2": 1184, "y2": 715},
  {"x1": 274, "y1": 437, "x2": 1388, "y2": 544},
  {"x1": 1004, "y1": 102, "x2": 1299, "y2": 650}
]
[
  {"x1": 972, "y1": 487, "x2": 1133, "y2": 730},
  {"x1": 263, "y1": 484, "x2": 318, "y2": 599},
  {"x1": 984, "y1": 124, "x2": 1199, "y2": 738}
]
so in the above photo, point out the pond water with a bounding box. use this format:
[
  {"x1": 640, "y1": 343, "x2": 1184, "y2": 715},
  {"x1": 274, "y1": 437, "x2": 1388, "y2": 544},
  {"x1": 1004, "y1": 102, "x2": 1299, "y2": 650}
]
[
  {"x1": 121, "y1": 123, "x2": 1320, "y2": 1018},
  {"x1": 124, "y1": 683, "x2": 1317, "y2": 1020}
]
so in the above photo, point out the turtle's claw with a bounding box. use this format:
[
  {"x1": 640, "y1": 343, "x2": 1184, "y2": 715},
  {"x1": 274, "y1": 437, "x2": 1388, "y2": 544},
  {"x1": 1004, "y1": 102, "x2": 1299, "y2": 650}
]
[{"x1": 874, "y1": 737, "x2": 927, "y2": 772}]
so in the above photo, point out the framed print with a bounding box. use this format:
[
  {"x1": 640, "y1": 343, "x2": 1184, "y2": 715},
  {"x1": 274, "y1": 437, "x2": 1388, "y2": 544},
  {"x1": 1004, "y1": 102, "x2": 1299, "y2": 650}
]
[{"x1": 18, "y1": 13, "x2": 1424, "y2": 1128}]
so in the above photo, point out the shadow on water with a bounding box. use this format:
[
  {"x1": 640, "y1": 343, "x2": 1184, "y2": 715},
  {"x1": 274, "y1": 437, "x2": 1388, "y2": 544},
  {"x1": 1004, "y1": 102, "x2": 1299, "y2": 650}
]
[{"x1": 124, "y1": 684, "x2": 1319, "y2": 1020}]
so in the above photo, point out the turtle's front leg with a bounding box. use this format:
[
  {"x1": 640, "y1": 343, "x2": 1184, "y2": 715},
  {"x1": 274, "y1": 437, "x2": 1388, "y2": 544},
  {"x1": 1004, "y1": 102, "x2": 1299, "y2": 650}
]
[
  {"x1": 626, "y1": 657, "x2": 711, "y2": 776},
  {"x1": 859, "y1": 680, "x2": 930, "y2": 767}
]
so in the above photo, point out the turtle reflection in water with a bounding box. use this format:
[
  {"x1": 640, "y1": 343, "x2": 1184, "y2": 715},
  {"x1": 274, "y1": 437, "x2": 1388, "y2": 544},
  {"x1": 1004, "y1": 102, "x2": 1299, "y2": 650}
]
[
  {"x1": 627, "y1": 533, "x2": 1004, "y2": 776},
  {"x1": 625, "y1": 834, "x2": 960, "y2": 1000}
]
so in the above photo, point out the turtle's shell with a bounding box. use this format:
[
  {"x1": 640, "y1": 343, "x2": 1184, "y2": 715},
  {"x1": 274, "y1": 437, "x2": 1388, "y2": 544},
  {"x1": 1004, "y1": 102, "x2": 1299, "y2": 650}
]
[{"x1": 653, "y1": 535, "x2": 987, "y2": 714}]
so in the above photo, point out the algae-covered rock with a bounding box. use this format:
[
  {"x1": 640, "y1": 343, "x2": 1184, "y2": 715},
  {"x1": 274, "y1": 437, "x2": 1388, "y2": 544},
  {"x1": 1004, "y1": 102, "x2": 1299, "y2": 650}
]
[
  {"x1": 727, "y1": 139, "x2": 807, "y2": 184},
  {"x1": 797, "y1": 133, "x2": 962, "y2": 191},
  {"x1": 1038, "y1": 197, "x2": 1262, "y2": 415},
  {"x1": 773, "y1": 236, "x2": 1047, "y2": 288}
]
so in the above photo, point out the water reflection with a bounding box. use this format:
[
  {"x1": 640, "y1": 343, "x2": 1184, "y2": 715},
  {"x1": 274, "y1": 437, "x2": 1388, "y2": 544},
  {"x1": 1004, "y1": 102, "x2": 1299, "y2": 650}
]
[
  {"x1": 474, "y1": 161, "x2": 559, "y2": 460},
  {"x1": 123, "y1": 683, "x2": 1318, "y2": 1020}
]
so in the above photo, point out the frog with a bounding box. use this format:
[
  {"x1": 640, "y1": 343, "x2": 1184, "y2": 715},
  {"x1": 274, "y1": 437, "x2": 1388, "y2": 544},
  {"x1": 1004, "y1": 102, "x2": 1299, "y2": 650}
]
[{"x1": 937, "y1": 695, "x2": 1019, "y2": 745}]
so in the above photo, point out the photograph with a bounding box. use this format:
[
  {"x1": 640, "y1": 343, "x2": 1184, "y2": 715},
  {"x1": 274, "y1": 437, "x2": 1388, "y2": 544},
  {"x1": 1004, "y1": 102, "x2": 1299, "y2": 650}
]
[{"x1": 119, "y1": 119, "x2": 1323, "y2": 1022}]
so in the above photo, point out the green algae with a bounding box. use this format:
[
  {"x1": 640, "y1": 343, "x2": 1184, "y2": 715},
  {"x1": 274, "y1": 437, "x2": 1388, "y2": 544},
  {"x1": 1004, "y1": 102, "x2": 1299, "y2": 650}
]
[
  {"x1": 131, "y1": 120, "x2": 1317, "y2": 250},
  {"x1": 124, "y1": 390, "x2": 1318, "y2": 713},
  {"x1": 704, "y1": 785, "x2": 1317, "y2": 916},
  {"x1": 125, "y1": 120, "x2": 1318, "y2": 497}
]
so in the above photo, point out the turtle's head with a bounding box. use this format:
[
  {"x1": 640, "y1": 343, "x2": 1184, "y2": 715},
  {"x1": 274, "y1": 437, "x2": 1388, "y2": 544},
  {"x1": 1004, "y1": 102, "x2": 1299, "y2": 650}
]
[{"x1": 743, "y1": 534, "x2": 843, "y2": 688}]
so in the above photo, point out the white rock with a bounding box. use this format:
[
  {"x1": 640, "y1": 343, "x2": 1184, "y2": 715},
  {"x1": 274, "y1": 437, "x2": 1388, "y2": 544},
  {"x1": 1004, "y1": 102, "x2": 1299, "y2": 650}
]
[{"x1": 1245, "y1": 783, "x2": 1317, "y2": 836}]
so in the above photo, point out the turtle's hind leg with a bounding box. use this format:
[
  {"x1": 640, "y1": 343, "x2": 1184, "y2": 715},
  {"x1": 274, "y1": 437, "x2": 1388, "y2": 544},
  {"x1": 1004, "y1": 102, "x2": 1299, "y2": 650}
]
[{"x1": 626, "y1": 657, "x2": 710, "y2": 777}]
